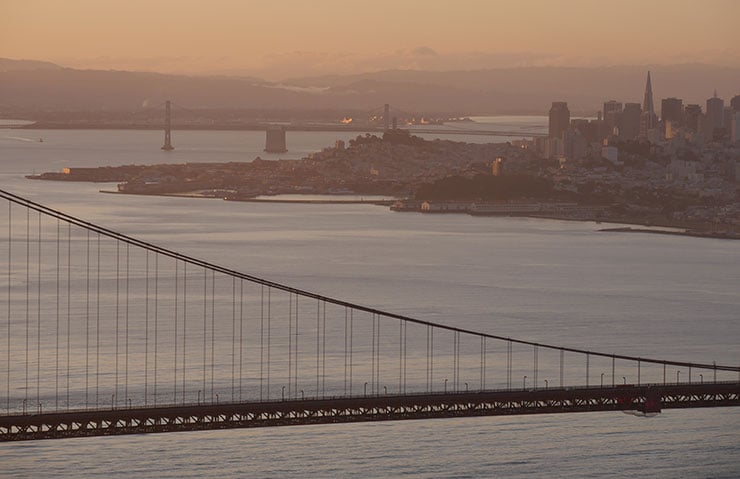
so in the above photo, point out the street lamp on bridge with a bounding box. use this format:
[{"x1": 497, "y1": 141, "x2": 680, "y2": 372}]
[{"x1": 523, "y1": 376, "x2": 527, "y2": 390}]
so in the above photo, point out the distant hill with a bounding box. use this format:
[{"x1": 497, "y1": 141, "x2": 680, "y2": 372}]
[
  {"x1": 0, "y1": 58, "x2": 63, "y2": 72},
  {"x1": 285, "y1": 64, "x2": 740, "y2": 113},
  {"x1": 1, "y1": 61, "x2": 738, "y2": 115}
]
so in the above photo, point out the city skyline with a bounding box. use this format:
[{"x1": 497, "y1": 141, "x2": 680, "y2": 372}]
[{"x1": 2, "y1": 0, "x2": 739, "y2": 79}]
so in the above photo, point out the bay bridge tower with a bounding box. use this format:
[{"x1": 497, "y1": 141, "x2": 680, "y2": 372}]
[{"x1": 161, "y1": 100, "x2": 174, "y2": 151}]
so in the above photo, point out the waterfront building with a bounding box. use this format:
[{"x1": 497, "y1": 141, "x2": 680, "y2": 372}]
[{"x1": 548, "y1": 102, "x2": 570, "y2": 139}]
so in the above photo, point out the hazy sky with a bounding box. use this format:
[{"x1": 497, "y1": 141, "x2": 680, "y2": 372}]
[{"x1": 2, "y1": 0, "x2": 739, "y2": 78}]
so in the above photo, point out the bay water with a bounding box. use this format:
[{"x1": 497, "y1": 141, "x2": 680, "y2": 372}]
[{"x1": 0, "y1": 121, "x2": 738, "y2": 478}]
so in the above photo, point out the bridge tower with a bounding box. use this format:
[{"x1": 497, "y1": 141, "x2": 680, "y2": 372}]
[
  {"x1": 384, "y1": 103, "x2": 390, "y2": 131},
  {"x1": 161, "y1": 100, "x2": 174, "y2": 151},
  {"x1": 265, "y1": 126, "x2": 288, "y2": 153}
]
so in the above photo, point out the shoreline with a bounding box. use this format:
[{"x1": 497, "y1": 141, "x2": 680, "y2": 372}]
[
  {"x1": 99, "y1": 189, "x2": 738, "y2": 240},
  {"x1": 597, "y1": 226, "x2": 739, "y2": 240},
  {"x1": 99, "y1": 189, "x2": 396, "y2": 206}
]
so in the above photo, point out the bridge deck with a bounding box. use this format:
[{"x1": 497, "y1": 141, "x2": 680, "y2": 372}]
[{"x1": 2, "y1": 383, "x2": 738, "y2": 441}]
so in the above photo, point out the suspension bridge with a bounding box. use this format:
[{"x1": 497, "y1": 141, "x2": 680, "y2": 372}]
[
  {"x1": 0, "y1": 189, "x2": 738, "y2": 441},
  {"x1": 133, "y1": 101, "x2": 548, "y2": 153}
]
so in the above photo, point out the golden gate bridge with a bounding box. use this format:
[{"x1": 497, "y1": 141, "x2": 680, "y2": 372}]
[{"x1": 0, "y1": 189, "x2": 738, "y2": 441}]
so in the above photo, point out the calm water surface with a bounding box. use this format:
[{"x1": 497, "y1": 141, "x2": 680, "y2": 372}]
[{"x1": 0, "y1": 124, "x2": 738, "y2": 478}]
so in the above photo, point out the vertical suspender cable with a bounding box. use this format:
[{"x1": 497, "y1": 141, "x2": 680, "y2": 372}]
[
  {"x1": 66, "y1": 224, "x2": 70, "y2": 409},
  {"x1": 145, "y1": 250, "x2": 149, "y2": 405},
  {"x1": 154, "y1": 253, "x2": 158, "y2": 406},
  {"x1": 96, "y1": 234, "x2": 100, "y2": 407},
  {"x1": 174, "y1": 260, "x2": 178, "y2": 403},
  {"x1": 36, "y1": 212, "x2": 41, "y2": 408},
  {"x1": 125, "y1": 244, "x2": 129, "y2": 405},
  {"x1": 202, "y1": 268, "x2": 207, "y2": 403},
  {"x1": 85, "y1": 230, "x2": 90, "y2": 407},
  {"x1": 239, "y1": 279, "x2": 243, "y2": 401},
  {"x1": 182, "y1": 262, "x2": 187, "y2": 404}
]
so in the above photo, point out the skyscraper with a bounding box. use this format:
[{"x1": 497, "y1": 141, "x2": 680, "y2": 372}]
[
  {"x1": 643, "y1": 72, "x2": 655, "y2": 120},
  {"x1": 705, "y1": 91, "x2": 724, "y2": 139},
  {"x1": 661, "y1": 98, "x2": 684, "y2": 125},
  {"x1": 640, "y1": 71, "x2": 657, "y2": 138},
  {"x1": 620, "y1": 103, "x2": 642, "y2": 140},
  {"x1": 684, "y1": 104, "x2": 702, "y2": 133},
  {"x1": 603, "y1": 100, "x2": 623, "y2": 137},
  {"x1": 548, "y1": 102, "x2": 570, "y2": 139},
  {"x1": 731, "y1": 95, "x2": 740, "y2": 112}
]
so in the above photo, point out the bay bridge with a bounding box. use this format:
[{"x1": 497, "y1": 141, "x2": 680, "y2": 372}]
[
  {"x1": 137, "y1": 101, "x2": 548, "y2": 153},
  {"x1": 0, "y1": 189, "x2": 738, "y2": 441}
]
